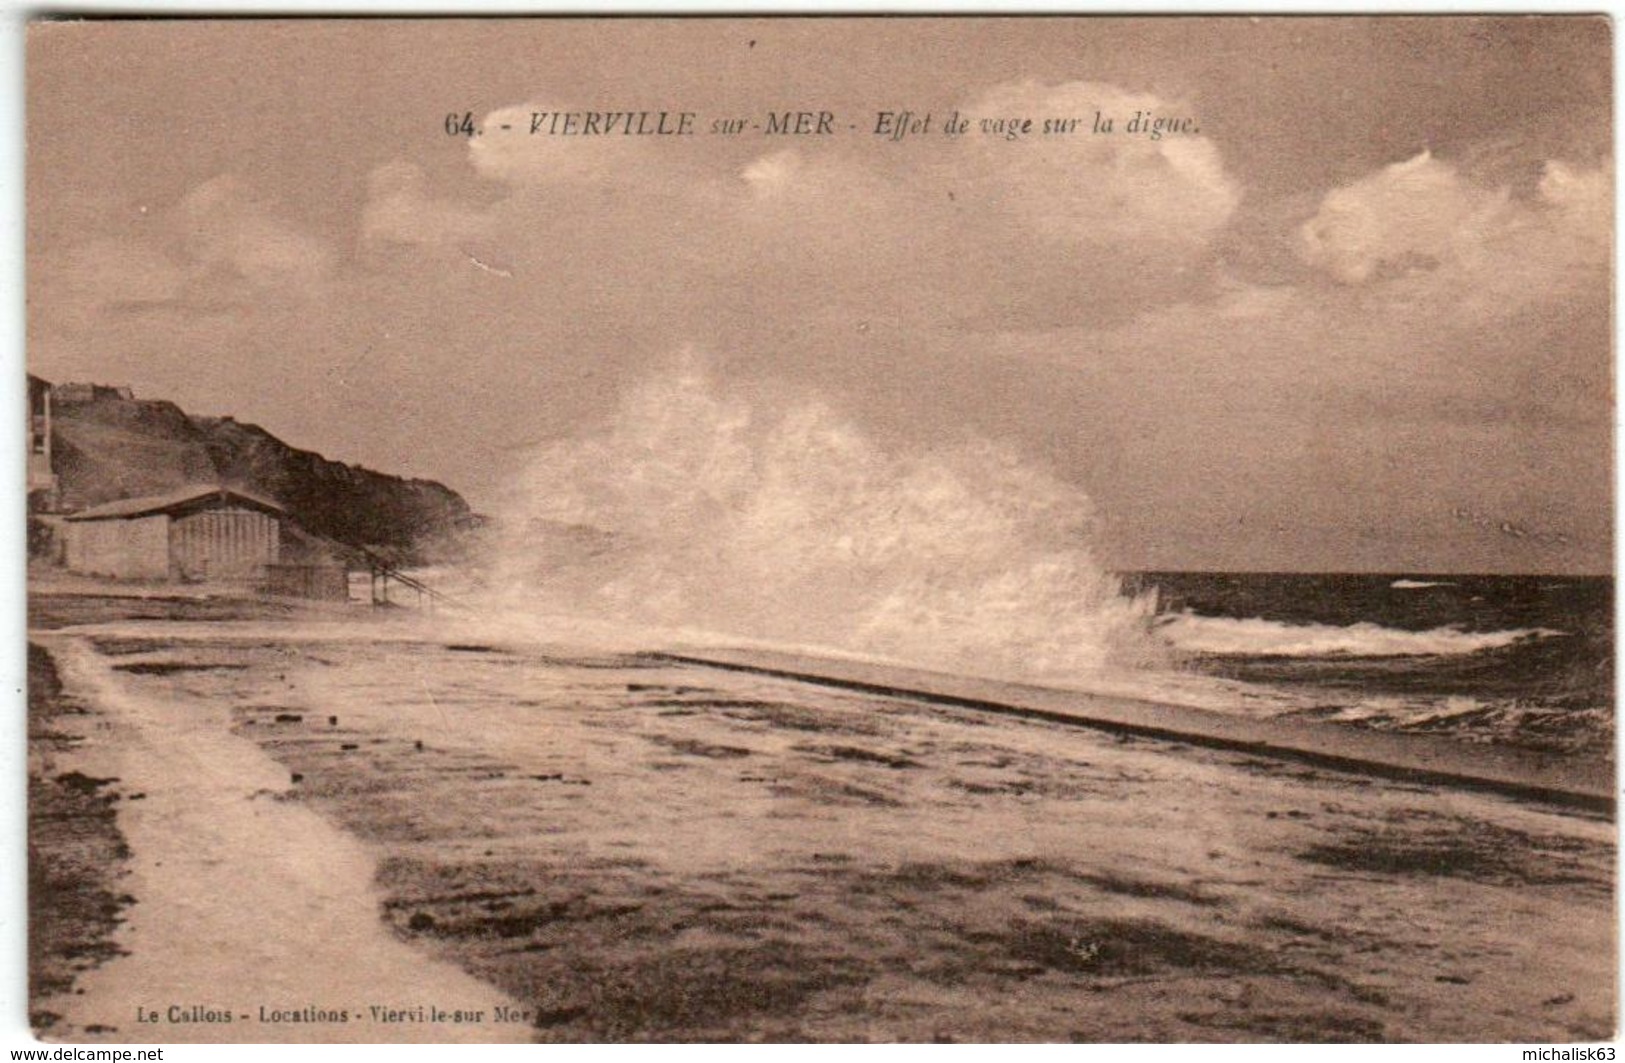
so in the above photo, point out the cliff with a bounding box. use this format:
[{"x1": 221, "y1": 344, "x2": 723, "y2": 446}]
[{"x1": 48, "y1": 388, "x2": 474, "y2": 561}]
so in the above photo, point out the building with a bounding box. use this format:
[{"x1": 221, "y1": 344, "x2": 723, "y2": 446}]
[
  {"x1": 65, "y1": 485, "x2": 285, "y2": 583},
  {"x1": 53, "y1": 382, "x2": 133, "y2": 405},
  {"x1": 26, "y1": 375, "x2": 57, "y2": 512}
]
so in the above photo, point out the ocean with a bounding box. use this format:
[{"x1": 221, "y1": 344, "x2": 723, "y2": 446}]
[
  {"x1": 1128, "y1": 572, "x2": 1614, "y2": 761},
  {"x1": 476, "y1": 363, "x2": 1614, "y2": 767}
]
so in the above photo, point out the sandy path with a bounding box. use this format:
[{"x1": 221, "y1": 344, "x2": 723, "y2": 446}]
[{"x1": 33, "y1": 633, "x2": 528, "y2": 1044}]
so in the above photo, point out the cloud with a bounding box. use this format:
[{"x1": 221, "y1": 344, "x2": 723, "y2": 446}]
[
  {"x1": 55, "y1": 237, "x2": 189, "y2": 310},
  {"x1": 1298, "y1": 151, "x2": 1609, "y2": 302},
  {"x1": 36, "y1": 175, "x2": 335, "y2": 328},
  {"x1": 1539, "y1": 158, "x2": 1609, "y2": 219},
  {"x1": 1520, "y1": 158, "x2": 1612, "y2": 276},
  {"x1": 344, "y1": 80, "x2": 1249, "y2": 335},
  {"x1": 467, "y1": 102, "x2": 673, "y2": 187},
  {"x1": 740, "y1": 149, "x2": 802, "y2": 199},
  {"x1": 954, "y1": 80, "x2": 1242, "y2": 258},
  {"x1": 361, "y1": 161, "x2": 495, "y2": 248},
  {"x1": 707, "y1": 79, "x2": 1247, "y2": 330},
  {"x1": 176, "y1": 176, "x2": 334, "y2": 298},
  {"x1": 1298, "y1": 152, "x2": 1509, "y2": 284}
]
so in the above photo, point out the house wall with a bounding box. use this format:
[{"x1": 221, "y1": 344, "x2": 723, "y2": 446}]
[
  {"x1": 170, "y1": 507, "x2": 280, "y2": 581},
  {"x1": 26, "y1": 379, "x2": 56, "y2": 512},
  {"x1": 65, "y1": 515, "x2": 170, "y2": 580}
]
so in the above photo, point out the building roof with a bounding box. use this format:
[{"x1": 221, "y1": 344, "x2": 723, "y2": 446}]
[{"x1": 66, "y1": 485, "x2": 286, "y2": 522}]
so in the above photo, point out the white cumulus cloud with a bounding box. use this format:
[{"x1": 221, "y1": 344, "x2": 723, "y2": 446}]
[
  {"x1": 362, "y1": 161, "x2": 495, "y2": 247},
  {"x1": 1298, "y1": 151, "x2": 1609, "y2": 297},
  {"x1": 954, "y1": 80, "x2": 1242, "y2": 258}
]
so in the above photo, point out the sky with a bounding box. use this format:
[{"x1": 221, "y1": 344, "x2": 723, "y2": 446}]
[{"x1": 25, "y1": 16, "x2": 1614, "y2": 573}]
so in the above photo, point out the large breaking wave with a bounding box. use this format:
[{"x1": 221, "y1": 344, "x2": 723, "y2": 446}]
[{"x1": 480, "y1": 353, "x2": 1161, "y2": 681}]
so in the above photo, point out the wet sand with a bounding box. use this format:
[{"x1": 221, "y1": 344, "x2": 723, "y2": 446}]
[
  {"x1": 30, "y1": 598, "x2": 525, "y2": 1044},
  {"x1": 27, "y1": 593, "x2": 1617, "y2": 1042},
  {"x1": 27, "y1": 644, "x2": 132, "y2": 1037}
]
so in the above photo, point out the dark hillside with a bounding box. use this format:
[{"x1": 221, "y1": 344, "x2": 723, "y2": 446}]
[{"x1": 50, "y1": 389, "x2": 472, "y2": 559}]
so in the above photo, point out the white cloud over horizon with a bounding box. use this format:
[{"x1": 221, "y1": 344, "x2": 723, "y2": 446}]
[{"x1": 1298, "y1": 150, "x2": 1610, "y2": 310}]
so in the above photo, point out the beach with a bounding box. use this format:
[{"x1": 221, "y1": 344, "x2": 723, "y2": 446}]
[
  {"x1": 26, "y1": 12, "x2": 1617, "y2": 1048},
  {"x1": 27, "y1": 590, "x2": 1616, "y2": 1043}
]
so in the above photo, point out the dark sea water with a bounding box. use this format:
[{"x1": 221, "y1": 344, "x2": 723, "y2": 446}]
[{"x1": 1124, "y1": 572, "x2": 1615, "y2": 761}]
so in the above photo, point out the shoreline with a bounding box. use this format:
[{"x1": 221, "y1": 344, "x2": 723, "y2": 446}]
[
  {"x1": 651, "y1": 648, "x2": 1615, "y2": 813},
  {"x1": 25, "y1": 591, "x2": 1618, "y2": 1042}
]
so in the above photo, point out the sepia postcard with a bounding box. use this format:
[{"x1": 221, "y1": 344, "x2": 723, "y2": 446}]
[{"x1": 21, "y1": 15, "x2": 1615, "y2": 1045}]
